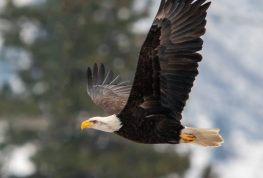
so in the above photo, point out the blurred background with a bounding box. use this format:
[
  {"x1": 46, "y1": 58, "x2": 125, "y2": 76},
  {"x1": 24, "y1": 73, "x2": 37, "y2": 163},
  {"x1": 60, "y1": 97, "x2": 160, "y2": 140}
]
[{"x1": 0, "y1": 0, "x2": 262, "y2": 178}]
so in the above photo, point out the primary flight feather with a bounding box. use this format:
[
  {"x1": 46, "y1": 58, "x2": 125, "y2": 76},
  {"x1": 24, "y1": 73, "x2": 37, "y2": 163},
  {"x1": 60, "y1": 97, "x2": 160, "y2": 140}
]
[
  {"x1": 82, "y1": 0, "x2": 223, "y2": 147},
  {"x1": 86, "y1": 63, "x2": 131, "y2": 114}
]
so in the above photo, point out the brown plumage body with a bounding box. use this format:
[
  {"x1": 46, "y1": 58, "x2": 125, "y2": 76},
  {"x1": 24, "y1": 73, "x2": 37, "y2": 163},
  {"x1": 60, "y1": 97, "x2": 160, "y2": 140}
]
[{"x1": 115, "y1": 0, "x2": 209, "y2": 143}]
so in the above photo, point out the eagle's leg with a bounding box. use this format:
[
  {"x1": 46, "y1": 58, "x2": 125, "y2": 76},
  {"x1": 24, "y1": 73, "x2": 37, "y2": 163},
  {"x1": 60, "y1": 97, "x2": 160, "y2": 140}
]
[{"x1": 180, "y1": 133, "x2": 196, "y2": 143}]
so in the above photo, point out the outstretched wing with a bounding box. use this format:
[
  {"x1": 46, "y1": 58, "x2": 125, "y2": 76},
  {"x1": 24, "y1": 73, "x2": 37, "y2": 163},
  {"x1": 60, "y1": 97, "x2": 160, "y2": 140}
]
[
  {"x1": 119, "y1": 0, "x2": 210, "y2": 121},
  {"x1": 86, "y1": 63, "x2": 131, "y2": 114}
]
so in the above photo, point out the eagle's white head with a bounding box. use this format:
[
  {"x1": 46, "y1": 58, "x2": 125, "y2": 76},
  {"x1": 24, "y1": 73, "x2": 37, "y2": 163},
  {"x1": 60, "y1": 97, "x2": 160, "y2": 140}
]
[{"x1": 81, "y1": 114, "x2": 122, "y2": 133}]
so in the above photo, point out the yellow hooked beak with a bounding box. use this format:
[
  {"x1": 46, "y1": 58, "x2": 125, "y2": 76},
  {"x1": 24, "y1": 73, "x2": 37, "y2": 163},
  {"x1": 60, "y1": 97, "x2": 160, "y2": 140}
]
[{"x1": 81, "y1": 120, "x2": 94, "y2": 130}]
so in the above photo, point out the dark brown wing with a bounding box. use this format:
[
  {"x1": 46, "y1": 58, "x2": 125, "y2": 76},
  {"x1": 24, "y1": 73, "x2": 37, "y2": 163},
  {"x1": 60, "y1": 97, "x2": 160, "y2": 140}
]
[
  {"x1": 118, "y1": 0, "x2": 210, "y2": 121},
  {"x1": 86, "y1": 63, "x2": 131, "y2": 114}
]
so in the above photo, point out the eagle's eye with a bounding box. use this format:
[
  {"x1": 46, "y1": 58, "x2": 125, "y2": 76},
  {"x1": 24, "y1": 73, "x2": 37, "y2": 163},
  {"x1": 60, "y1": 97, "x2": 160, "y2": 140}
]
[{"x1": 91, "y1": 120, "x2": 98, "y2": 124}]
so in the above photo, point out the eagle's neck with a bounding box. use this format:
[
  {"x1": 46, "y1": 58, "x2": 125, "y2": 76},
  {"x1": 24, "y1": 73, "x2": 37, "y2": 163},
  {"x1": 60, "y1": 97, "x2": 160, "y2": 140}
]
[{"x1": 92, "y1": 114, "x2": 122, "y2": 133}]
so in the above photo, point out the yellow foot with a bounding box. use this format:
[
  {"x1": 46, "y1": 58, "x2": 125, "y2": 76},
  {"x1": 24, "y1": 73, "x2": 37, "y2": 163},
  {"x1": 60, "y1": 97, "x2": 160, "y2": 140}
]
[{"x1": 180, "y1": 133, "x2": 196, "y2": 143}]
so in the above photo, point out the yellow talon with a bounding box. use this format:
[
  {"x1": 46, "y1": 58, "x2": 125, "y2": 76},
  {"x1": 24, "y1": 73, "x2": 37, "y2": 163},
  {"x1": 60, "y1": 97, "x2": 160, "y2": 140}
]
[{"x1": 180, "y1": 133, "x2": 196, "y2": 143}]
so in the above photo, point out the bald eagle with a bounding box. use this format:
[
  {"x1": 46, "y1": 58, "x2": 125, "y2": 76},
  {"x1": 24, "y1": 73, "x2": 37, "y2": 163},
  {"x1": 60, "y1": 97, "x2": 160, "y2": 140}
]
[{"x1": 81, "y1": 0, "x2": 223, "y2": 147}]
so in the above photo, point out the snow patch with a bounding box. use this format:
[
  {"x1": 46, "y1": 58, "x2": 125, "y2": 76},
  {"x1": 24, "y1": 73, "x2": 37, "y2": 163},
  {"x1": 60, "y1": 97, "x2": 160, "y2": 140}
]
[
  {"x1": 216, "y1": 132, "x2": 263, "y2": 178},
  {"x1": 3, "y1": 143, "x2": 37, "y2": 177}
]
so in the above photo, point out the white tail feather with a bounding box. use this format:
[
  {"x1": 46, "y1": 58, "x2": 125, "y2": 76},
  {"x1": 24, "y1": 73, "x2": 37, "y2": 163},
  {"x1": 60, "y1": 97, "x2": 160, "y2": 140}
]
[{"x1": 180, "y1": 127, "x2": 224, "y2": 147}]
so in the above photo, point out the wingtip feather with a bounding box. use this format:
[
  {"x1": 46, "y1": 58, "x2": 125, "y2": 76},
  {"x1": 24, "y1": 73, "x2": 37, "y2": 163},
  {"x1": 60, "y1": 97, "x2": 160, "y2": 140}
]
[
  {"x1": 98, "y1": 63, "x2": 105, "y2": 84},
  {"x1": 86, "y1": 67, "x2": 93, "y2": 90},
  {"x1": 92, "y1": 63, "x2": 98, "y2": 85}
]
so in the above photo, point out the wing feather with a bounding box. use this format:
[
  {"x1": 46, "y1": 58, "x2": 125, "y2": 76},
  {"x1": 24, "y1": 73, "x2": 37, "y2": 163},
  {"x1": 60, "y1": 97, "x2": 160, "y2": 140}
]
[
  {"x1": 119, "y1": 0, "x2": 210, "y2": 121},
  {"x1": 86, "y1": 63, "x2": 131, "y2": 114}
]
